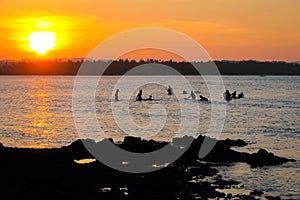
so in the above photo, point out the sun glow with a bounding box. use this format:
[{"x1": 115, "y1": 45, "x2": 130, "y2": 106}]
[{"x1": 28, "y1": 31, "x2": 57, "y2": 54}]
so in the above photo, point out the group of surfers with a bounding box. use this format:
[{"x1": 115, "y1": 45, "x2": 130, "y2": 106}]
[
  {"x1": 135, "y1": 86, "x2": 209, "y2": 102},
  {"x1": 223, "y1": 90, "x2": 244, "y2": 101},
  {"x1": 114, "y1": 86, "x2": 244, "y2": 102}
]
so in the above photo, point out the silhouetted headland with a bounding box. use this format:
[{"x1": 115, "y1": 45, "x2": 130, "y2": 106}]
[
  {"x1": 0, "y1": 59, "x2": 300, "y2": 75},
  {"x1": 0, "y1": 135, "x2": 294, "y2": 199}
]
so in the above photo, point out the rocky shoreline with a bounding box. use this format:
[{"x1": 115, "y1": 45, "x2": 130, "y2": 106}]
[{"x1": 0, "y1": 135, "x2": 295, "y2": 199}]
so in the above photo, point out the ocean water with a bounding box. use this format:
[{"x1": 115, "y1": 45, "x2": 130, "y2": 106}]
[{"x1": 0, "y1": 76, "x2": 299, "y2": 198}]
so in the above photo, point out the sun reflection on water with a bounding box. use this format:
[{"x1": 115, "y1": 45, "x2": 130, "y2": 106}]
[{"x1": 19, "y1": 78, "x2": 55, "y2": 148}]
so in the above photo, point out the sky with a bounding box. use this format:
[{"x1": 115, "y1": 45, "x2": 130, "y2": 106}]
[{"x1": 0, "y1": 0, "x2": 299, "y2": 61}]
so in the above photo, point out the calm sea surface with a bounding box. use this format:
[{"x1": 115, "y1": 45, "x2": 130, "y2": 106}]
[{"x1": 0, "y1": 76, "x2": 299, "y2": 198}]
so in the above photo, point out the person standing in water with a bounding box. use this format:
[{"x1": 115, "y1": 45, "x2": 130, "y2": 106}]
[
  {"x1": 231, "y1": 91, "x2": 237, "y2": 99},
  {"x1": 115, "y1": 89, "x2": 119, "y2": 101},
  {"x1": 224, "y1": 90, "x2": 232, "y2": 101},
  {"x1": 167, "y1": 85, "x2": 173, "y2": 95},
  {"x1": 136, "y1": 90, "x2": 143, "y2": 101}
]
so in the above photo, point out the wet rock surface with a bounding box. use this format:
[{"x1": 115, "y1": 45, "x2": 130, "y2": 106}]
[
  {"x1": 220, "y1": 138, "x2": 248, "y2": 147},
  {"x1": 0, "y1": 135, "x2": 295, "y2": 199},
  {"x1": 250, "y1": 189, "x2": 264, "y2": 197}
]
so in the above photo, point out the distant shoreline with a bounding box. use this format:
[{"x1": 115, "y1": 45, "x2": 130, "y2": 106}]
[{"x1": 0, "y1": 60, "x2": 299, "y2": 75}]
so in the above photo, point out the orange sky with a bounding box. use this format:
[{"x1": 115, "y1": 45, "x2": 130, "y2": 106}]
[{"x1": 0, "y1": 0, "x2": 299, "y2": 61}]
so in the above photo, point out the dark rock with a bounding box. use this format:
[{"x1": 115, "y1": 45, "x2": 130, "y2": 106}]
[
  {"x1": 234, "y1": 194, "x2": 257, "y2": 200},
  {"x1": 247, "y1": 149, "x2": 295, "y2": 167},
  {"x1": 123, "y1": 136, "x2": 141, "y2": 145},
  {"x1": 250, "y1": 189, "x2": 264, "y2": 196},
  {"x1": 213, "y1": 178, "x2": 239, "y2": 189},
  {"x1": 198, "y1": 136, "x2": 294, "y2": 167},
  {"x1": 0, "y1": 135, "x2": 293, "y2": 200},
  {"x1": 172, "y1": 135, "x2": 194, "y2": 146},
  {"x1": 120, "y1": 136, "x2": 168, "y2": 153},
  {"x1": 67, "y1": 139, "x2": 96, "y2": 152},
  {"x1": 221, "y1": 138, "x2": 248, "y2": 147},
  {"x1": 265, "y1": 195, "x2": 281, "y2": 200},
  {"x1": 187, "y1": 165, "x2": 219, "y2": 177},
  {"x1": 201, "y1": 137, "x2": 245, "y2": 163}
]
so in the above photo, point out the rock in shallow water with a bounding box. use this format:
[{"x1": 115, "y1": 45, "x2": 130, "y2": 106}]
[{"x1": 0, "y1": 135, "x2": 295, "y2": 200}]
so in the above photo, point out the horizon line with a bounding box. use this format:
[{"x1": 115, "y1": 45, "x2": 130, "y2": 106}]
[{"x1": 0, "y1": 58, "x2": 299, "y2": 64}]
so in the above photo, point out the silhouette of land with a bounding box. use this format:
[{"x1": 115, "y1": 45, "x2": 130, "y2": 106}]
[
  {"x1": 0, "y1": 135, "x2": 294, "y2": 199},
  {"x1": 0, "y1": 59, "x2": 299, "y2": 75}
]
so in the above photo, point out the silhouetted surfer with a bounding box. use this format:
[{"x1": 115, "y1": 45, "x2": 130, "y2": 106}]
[
  {"x1": 231, "y1": 91, "x2": 237, "y2": 99},
  {"x1": 115, "y1": 89, "x2": 119, "y2": 101},
  {"x1": 143, "y1": 95, "x2": 153, "y2": 101},
  {"x1": 237, "y1": 92, "x2": 244, "y2": 98},
  {"x1": 224, "y1": 90, "x2": 232, "y2": 101},
  {"x1": 199, "y1": 95, "x2": 208, "y2": 101},
  {"x1": 167, "y1": 85, "x2": 173, "y2": 95},
  {"x1": 136, "y1": 90, "x2": 143, "y2": 101}
]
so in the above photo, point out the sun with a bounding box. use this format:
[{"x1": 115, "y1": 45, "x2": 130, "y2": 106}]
[{"x1": 28, "y1": 31, "x2": 57, "y2": 54}]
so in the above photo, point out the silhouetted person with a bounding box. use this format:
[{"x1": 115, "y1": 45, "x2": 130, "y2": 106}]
[
  {"x1": 231, "y1": 91, "x2": 237, "y2": 99},
  {"x1": 115, "y1": 89, "x2": 119, "y2": 101},
  {"x1": 183, "y1": 90, "x2": 187, "y2": 94},
  {"x1": 237, "y1": 92, "x2": 244, "y2": 98},
  {"x1": 188, "y1": 91, "x2": 196, "y2": 100},
  {"x1": 224, "y1": 90, "x2": 232, "y2": 101},
  {"x1": 136, "y1": 90, "x2": 142, "y2": 101},
  {"x1": 167, "y1": 85, "x2": 173, "y2": 95},
  {"x1": 200, "y1": 95, "x2": 208, "y2": 101}
]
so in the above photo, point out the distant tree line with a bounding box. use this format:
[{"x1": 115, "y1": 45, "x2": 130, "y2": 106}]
[{"x1": 0, "y1": 59, "x2": 299, "y2": 75}]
